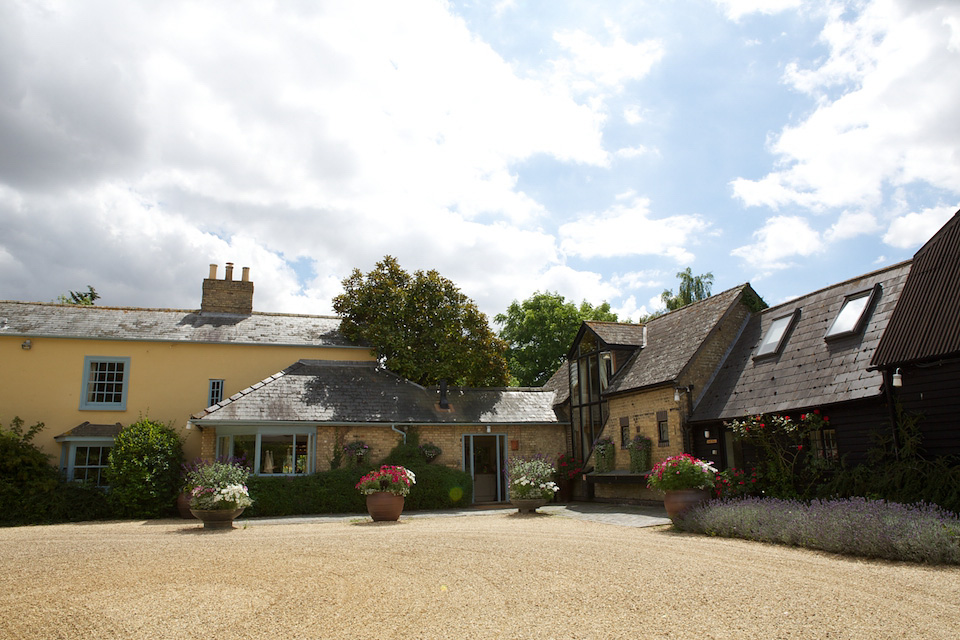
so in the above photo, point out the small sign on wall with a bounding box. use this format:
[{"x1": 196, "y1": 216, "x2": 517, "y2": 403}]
[{"x1": 510, "y1": 439, "x2": 519, "y2": 451}]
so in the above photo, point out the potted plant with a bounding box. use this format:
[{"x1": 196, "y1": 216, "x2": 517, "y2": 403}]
[
  {"x1": 625, "y1": 435, "x2": 652, "y2": 473},
  {"x1": 344, "y1": 440, "x2": 370, "y2": 465},
  {"x1": 183, "y1": 458, "x2": 253, "y2": 529},
  {"x1": 554, "y1": 453, "x2": 582, "y2": 502},
  {"x1": 593, "y1": 437, "x2": 615, "y2": 472},
  {"x1": 356, "y1": 465, "x2": 416, "y2": 521},
  {"x1": 647, "y1": 453, "x2": 716, "y2": 521},
  {"x1": 508, "y1": 455, "x2": 559, "y2": 513},
  {"x1": 419, "y1": 443, "x2": 442, "y2": 463}
]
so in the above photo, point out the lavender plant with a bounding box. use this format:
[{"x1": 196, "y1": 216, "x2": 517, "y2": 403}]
[{"x1": 676, "y1": 496, "x2": 960, "y2": 564}]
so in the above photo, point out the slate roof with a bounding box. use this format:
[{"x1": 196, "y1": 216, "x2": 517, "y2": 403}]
[
  {"x1": 582, "y1": 322, "x2": 647, "y2": 349},
  {"x1": 542, "y1": 362, "x2": 570, "y2": 405},
  {"x1": 192, "y1": 360, "x2": 564, "y2": 425},
  {"x1": 0, "y1": 301, "x2": 358, "y2": 347},
  {"x1": 605, "y1": 285, "x2": 753, "y2": 395},
  {"x1": 691, "y1": 261, "x2": 912, "y2": 422},
  {"x1": 54, "y1": 422, "x2": 124, "y2": 440},
  {"x1": 871, "y1": 209, "x2": 960, "y2": 367}
]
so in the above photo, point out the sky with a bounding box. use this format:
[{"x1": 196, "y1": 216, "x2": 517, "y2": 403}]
[{"x1": 1, "y1": 0, "x2": 959, "y2": 323}]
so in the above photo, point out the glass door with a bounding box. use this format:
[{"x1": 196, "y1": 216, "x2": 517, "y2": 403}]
[{"x1": 462, "y1": 434, "x2": 507, "y2": 503}]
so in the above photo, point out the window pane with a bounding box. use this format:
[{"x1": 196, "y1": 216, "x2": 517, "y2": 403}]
[
  {"x1": 232, "y1": 435, "x2": 256, "y2": 469},
  {"x1": 826, "y1": 294, "x2": 870, "y2": 337},
  {"x1": 75, "y1": 446, "x2": 89, "y2": 466},
  {"x1": 757, "y1": 314, "x2": 793, "y2": 356}
]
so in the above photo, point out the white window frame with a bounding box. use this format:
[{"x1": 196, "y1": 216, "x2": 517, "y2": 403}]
[
  {"x1": 80, "y1": 356, "x2": 131, "y2": 410},
  {"x1": 215, "y1": 425, "x2": 316, "y2": 475}
]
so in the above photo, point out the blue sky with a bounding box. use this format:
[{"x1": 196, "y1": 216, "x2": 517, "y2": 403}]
[{"x1": 1, "y1": 0, "x2": 958, "y2": 322}]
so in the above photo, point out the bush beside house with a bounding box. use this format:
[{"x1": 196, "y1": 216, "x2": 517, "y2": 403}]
[{"x1": 105, "y1": 418, "x2": 184, "y2": 519}]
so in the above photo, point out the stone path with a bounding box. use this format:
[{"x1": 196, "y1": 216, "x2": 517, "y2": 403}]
[{"x1": 241, "y1": 501, "x2": 671, "y2": 528}]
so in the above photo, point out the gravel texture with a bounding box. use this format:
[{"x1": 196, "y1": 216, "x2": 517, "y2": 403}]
[{"x1": 1, "y1": 512, "x2": 958, "y2": 639}]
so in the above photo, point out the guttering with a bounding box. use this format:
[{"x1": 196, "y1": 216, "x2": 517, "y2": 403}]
[{"x1": 391, "y1": 423, "x2": 406, "y2": 443}]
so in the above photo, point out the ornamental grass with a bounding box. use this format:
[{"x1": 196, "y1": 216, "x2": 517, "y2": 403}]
[{"x1": 676, "y1": 496, "x2": 960, "y2": 565}]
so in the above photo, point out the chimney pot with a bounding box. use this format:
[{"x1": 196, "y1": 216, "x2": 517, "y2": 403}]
[
  {"x1": 225, "y1": 263, "x2": 234, "y2": 281},
  {"x1": 242, "y1": 267, "x2": 250, "y2": 282},
  {"x1": 208, "y1": 264, "x2": 218, "y2": 279}
]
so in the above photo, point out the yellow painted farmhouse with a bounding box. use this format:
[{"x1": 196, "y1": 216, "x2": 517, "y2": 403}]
[{"x1": 0, "y1": 264, "x2": 374, "y2": 483}]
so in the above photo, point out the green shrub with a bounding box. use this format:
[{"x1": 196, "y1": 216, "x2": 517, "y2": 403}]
[
  {"x1": 0, "y1": 416, "x2": 111, "y2": 526},
  {"x1": 243, "y1": 463, "x2": 472, "y2": 518},
  {"x1": 105, "y1": 417, "x2": 183, "y2": 518}
]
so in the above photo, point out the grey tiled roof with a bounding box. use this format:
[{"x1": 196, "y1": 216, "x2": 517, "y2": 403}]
[
  {"x1": 605, "y1": 285, "x2": 752, "y2": 395},
  {"x1": 691, "y1": 261, "x2": 912, "y2": 422},
  {"x1": 193, "y1": 360, "x2": 564, "y2": 424},
  {"x1": 54, "y1": 422, "x2": 124, "y2": 440},
  {"x1": 584, "y1": 322, "x2": 647, "y2": 348},
  {"x1": 542, "y1": 362, "x2": 570, "y2": 405},
  {"x1": 0, "y1": 301, "x2": 358, "y2": 347}
]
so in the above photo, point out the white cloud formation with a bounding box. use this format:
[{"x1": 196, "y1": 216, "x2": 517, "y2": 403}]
[
  {"x1": 883, "y1": 204, "x2": 957, "y2": 249},
  {"x1": 550, "y1": 23, "x2": 665, "y2": 93},
  {"x1": 731, "y1": 215, "x2": 823, "y2": 270},
  {"x1": 559, "y1": 198, "x2": 709, "y2": 262},
  {"x1": 824, "y1": 210, "x2": 882, "y2": 242},
  {"x1": 713, "y1": 0, "x2": 802, "y2": 22},
  {"x1": 732, "y1": 1, "x2": 960, "y2": 212}
]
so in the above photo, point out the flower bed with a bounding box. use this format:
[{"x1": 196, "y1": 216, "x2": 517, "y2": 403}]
[{"x1": 676, "y1": 496, "x2": 960, "y2": 564}]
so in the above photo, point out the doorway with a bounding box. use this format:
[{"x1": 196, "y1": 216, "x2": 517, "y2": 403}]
[{"x1": 462, "y1": 434, "x2": 507, "y2": 503}]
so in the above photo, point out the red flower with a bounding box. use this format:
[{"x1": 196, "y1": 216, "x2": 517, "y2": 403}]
[
  {"x1": 824, "y1": 416, "x2": 830, "y2": 422},
  {"x1": 800, "y1": 414, "x2": 806, "y2": 420},
  {"x1": 814, "y1": 409, "x2": 820, "y2": 415}
]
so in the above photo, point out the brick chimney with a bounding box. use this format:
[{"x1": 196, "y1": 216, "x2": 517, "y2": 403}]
[{"x1": 201, "y1": 263, "x2": 254, "y2": 314}]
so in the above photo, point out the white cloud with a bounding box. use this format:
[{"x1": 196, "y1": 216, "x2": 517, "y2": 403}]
[
  {"x1": 732, "y1": 1, "x2": 960, "y2": 212},
  {"x1": 559, "y1": 198, "x2": 709, "y2": 262},
  {"x1": 550, "y1": 23, "x2": 664, "y2": 93},
  {"x1": 731, "y1": 215, "x2": 823, "y2": 270},
  {"x1": 824, "y1": 210, "x2": 882, "y2": 242},
  {"x1": 883, "y1": 204, "x2": 957, "y2": 249},
  {"x1": 623, "y1": 106, "x2": 646, "y2": 125},
  {"x1": 615, "y1": 145, "x2": 652, "y2": 159},
  {"x1": 713, "y1": 0, "x2": 802, "y2": 22}
]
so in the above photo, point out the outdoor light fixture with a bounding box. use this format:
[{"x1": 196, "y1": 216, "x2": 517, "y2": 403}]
[
  {"x1": 21, "y1": 339, "x2": 31, "y2": 350},
  {"x1": 674, "y1": 388, "x2": 681, "y2": 402},
  {"x1": 704, "y1": 430, "x2": 711, "y2": 439},
  {"x1": 486, "y1": 425, "x2": 491, "y2": 433},
  {"x1": 892, "y1": 368, "x2": 902, "y2": 388},
  {"x1": 674, "y1": 385, "x2": 693, "y2": 403}
]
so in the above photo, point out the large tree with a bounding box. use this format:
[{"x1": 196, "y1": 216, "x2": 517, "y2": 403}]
[
  {"x1": 57, "y1": 285, "x2": 99, "y2": 305},
  {"x1": 495, "y1": 291, "x2": 618, "y2": 387},
  {"x1": 332, "y1": 256, "x2": 510, "y2": 387},
  {"x1": 660, "y1": 268, "x2": 714, "y2": 311}
]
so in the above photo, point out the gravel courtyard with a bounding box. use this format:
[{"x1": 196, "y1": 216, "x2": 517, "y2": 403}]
[{"x1": 1, "y1": 511, "x2": 958, "y2": 640}]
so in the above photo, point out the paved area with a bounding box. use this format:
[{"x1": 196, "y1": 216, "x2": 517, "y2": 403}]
[{"x1": 241, "y1": 501, "x2": 672, "y2": 528}]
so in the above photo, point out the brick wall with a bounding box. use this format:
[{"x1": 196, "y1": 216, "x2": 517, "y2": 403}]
[{"x1": 201, "y1": 278, "x2": 254, "y2": 314}]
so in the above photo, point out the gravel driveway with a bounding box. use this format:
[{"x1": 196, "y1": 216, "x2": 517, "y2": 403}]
[{"x1": 1, "y1": 511, "x2": 958, "y2": 639}]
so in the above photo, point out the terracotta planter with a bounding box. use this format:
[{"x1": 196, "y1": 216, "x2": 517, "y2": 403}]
[
  {"x1": 512, "y1": 498, "x2": 547, "y2": 514},
  {"x1": 177, "y1": 492, "x2": 195, "y2": 519},
  {"x1": 556, "y1": 480, "x2": 572, "y2": 503},
  {"x1": 365, "y1": 492, "x2": 405, "y2": 521},
  {"x1": 663, "y1": 489, "x2": 711, "y2": 522},
  {"x1": 190, "y1": 507, "x2": 245, "y2": 530}
]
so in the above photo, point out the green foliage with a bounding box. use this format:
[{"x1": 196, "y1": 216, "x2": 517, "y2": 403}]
[
  {"x1": 243, "y1": 463, "x2": 472, "y2": 517},
  {"x1": 105, "y1": 418, "x2": 183, "y2": 518},
  {"x1": 333, "y1": 255, "x2": 510, "y2": 386},
  {"x1": 625, "y1": 435, "x2": 652, "y2": 472},
  {"x1": 183, "y1": 459, "x2": 253, "y2": 510},
  {"x1": 0, "y1": 417, "x2": 110, "y2": 526},
  {"x1": 593, "y1": 437, "x2": 615, "y2": 473},
  {"x1": 820, "y1": 406, "x2": 960, "y2": 514},
  {"x1": 494, "y1": 290, "x2": 619, "y2": 386},
  {"x1": 57, "y1": 285, "x2": 100, "y2": 305},
  {"x1": 661, "y1": 268, "x2": 714, "y2": 312},
  {"x1": 647, "y1": 454, "x2": 717, "y2": 491},
  {"x1": 329, "y1": 427, "x2": 345, "y2": 470}
]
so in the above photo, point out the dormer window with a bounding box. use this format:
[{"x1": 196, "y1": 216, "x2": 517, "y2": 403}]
[
  {"x1": 755, "y1": 310, "x2": 799, "y2": 358},
  {"x1": 825, "y1": 284, "x2": 880, "y2": 340}
]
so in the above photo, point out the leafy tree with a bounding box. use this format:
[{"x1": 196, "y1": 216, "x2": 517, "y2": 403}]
[
  {"x1": 333, "y1": 256, "x2": 510, "y2": 386},
  {"x1": 494, "y1": 291, "x2": 618, "y2": 387},
  {"x1": 57, "y1": 285, "x2": 100, "y2": 305},
  {"x1": 661, "y1": 268, "x2": 714, "y2": 311},
  {"x1": 105, "y1": 417, "x2": 183, "y2": 518}
]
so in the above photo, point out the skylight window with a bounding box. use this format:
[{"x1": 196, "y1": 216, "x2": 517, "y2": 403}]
[
  {"x1": 825, "y1": 285, "x2": 880, "y2": 340},
  {"x1": 755, "y1": 310, "x2": 799, "y2": 358}
]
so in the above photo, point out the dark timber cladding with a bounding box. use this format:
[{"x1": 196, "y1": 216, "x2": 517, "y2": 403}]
[{"x1": 871, "y1": 208, "x2": 960, "y2": 366}]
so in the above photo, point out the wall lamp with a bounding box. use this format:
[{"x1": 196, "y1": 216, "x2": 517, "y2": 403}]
[
  {"x1": 892, "y1": 368, "x2": 902, "y2": 388},
  {"x1": 674, "y1": 385, "x2": 692, "y2": 403},
  {"x1": 21, "y1": 339, "x2": 32, "y2": 350}
]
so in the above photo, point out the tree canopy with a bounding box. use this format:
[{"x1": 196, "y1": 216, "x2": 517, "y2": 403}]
[
  {"x1": 660, "y1": 268, "x2": 714, "y2": 311},
  {"x1": 57, "y1": 285, "x2": 99, "y2": 306},
  {"x1": 494, "y1": 291, "x2": 618, "y2": 387},
  {"x1": 332, "y1": 256, "x2": 510, "y2": 387}
]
